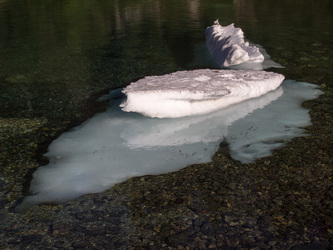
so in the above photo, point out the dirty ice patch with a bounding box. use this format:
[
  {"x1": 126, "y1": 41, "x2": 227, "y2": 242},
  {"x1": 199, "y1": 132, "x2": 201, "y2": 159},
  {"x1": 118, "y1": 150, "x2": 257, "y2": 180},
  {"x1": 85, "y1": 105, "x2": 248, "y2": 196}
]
[
  {"x1": 16, "y1": 80, "x2": 322, "y2": 211},
  {"x1": 120, "y1": 69, "x2": 284, "y2": 118}
]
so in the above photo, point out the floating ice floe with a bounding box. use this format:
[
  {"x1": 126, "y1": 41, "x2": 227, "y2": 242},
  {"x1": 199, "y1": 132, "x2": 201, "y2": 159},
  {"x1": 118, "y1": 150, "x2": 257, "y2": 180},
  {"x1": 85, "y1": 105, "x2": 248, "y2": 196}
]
[
  {"x1": 120, "y1": 69, "x2": 284, "y2": 118},
  {"x1": 204, "y1": 20, "x2": 282, "y2": 69},
  {"x1": 15, "y1": 80, "x2": 322, "y2": 212},
  {"x1": 189, "y1": 41, "x2": 283, "y2": 70}
]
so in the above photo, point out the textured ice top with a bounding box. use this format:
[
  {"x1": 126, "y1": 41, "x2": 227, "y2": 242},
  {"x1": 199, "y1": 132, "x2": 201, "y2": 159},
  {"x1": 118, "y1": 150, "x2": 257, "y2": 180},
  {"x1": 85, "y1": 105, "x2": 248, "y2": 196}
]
[
  {"x1": 121, "y1": 69, "x2": 284, "y2": 118},
  {"x1": 205, "y1": 20, "x2": 265, "y2": 67}
]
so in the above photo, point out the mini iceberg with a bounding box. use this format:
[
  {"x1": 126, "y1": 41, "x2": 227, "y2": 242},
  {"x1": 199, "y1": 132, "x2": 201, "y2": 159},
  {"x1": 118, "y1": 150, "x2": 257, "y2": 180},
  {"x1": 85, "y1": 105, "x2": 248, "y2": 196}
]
[
  {"x1": 189, "y1": 41, "x2": 283, "y2": 70},
  {"x1": 120, "y1": 69, "x2": 284, "y2": 118},
  {"x1": 205, "y1": 20, "x2": 280, "y2": 69},
  {"x1": 16, "y1": 80, "x2": 322, "y2": 211}
]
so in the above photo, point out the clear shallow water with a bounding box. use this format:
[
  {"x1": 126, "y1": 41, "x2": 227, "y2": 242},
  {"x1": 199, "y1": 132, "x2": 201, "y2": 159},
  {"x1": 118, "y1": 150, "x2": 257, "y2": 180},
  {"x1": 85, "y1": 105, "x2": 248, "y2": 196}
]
[
  {"x1": 1, "y1": 0, "x2": 333, "y2": 203},
  {"x1": 0, "y1": 2, "x2": 332, "y2": 248}
]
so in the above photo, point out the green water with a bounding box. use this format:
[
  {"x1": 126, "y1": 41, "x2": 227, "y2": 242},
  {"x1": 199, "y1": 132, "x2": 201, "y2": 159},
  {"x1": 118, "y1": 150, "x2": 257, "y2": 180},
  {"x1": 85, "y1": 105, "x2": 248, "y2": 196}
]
[{"x1": 0, "y1": 0, "x2": 333, "y2": 204}]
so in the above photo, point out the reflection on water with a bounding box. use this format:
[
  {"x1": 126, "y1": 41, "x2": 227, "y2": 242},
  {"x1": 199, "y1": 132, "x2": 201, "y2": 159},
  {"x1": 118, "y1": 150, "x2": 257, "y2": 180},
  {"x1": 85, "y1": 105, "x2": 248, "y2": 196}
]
[
  {"x1": 16, "y1": 80, "x2": 322, "y2": 211},
  {"x1": 1, "y1": 0, "x2": 332, "y2": 92}
]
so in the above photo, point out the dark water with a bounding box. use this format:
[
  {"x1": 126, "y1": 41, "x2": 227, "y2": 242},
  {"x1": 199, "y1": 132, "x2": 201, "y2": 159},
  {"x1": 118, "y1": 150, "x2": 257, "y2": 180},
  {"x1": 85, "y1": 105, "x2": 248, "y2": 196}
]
[
  {"x1": 0, "y1": 0, "x2": 333, "y2": 200},
  {"x1": 1, "y1": 0, "x2": 332, "y2": 91}
]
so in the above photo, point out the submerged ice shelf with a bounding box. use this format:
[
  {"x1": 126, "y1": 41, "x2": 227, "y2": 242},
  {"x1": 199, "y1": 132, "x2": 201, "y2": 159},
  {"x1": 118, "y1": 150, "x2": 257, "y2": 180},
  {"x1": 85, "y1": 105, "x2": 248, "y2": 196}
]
[
  {"x1": 16, "y1": 80, "x2": 322, "y2": 211},
  {"x1": 121, "y1": 69, "x2": 284, "y2": 118}
]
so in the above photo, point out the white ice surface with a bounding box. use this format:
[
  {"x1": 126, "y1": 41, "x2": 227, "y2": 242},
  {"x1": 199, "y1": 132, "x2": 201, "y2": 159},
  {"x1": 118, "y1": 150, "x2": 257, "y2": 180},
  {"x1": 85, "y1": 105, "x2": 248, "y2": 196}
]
[
  {"x1": 189, "y1": 41, "x2": 283, "y2": 70},
  {"x1": 16, "y1": 80, "x2": 322, "y2": 211},
  {"x1": 204, "y1": 20, "x2": 281, "y2": 69},
  {"x1": 121, "y1": 69, "x2": 284, "y2": 118}
]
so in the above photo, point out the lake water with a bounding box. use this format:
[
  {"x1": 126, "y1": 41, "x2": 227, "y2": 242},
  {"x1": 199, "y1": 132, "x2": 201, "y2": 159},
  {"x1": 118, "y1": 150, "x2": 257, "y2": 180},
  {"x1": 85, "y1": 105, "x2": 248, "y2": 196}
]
[
  {"x1": 1, "y1": 0, "x2": 333, "y2": 198},
  {"x1": 1, "y1": 0, "x2": 332, "y2": 195},
  {"x1": 1, "y1": 0, "x2": 333, "y2": 248},
  {"x1": 1, "y1": 0, "x2": 332, "y2": 93}
]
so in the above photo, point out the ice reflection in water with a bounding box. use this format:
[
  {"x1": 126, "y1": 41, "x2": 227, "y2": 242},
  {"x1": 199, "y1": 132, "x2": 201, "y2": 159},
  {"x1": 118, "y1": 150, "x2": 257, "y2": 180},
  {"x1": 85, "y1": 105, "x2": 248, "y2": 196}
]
[{"x1": 16, "y1": 80, "x2": 322, "y2": 211}]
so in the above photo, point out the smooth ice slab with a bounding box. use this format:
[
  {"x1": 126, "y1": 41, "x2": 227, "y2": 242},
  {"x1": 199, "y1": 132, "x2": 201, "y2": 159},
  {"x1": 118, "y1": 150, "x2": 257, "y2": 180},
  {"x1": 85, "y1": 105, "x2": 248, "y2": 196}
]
[
  {"x1": 120, "y1": 69, "x2": 284, "y2": 118},
  {"x1": 205, "y1": 20, "x2": 266, "y2": 68},
  {"x1": 16, "y1": 80, "x2": 322, "y2": 211}
]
